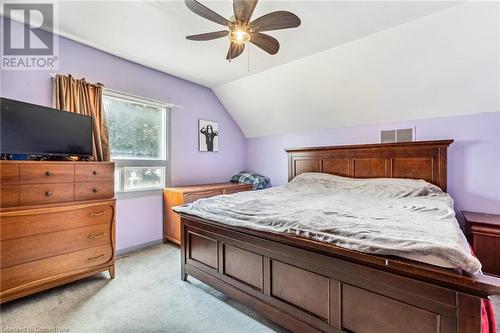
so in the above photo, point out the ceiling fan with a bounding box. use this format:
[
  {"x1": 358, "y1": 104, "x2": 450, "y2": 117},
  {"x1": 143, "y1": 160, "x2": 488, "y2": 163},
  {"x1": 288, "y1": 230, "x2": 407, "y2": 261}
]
[{"x1": 185, "y1": 0, "x2": 301, "y2": 61}]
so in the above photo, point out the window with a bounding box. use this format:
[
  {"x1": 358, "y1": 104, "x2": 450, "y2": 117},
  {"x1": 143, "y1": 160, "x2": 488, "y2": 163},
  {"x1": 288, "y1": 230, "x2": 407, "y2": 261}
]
[
  {"x1": 123, "y1": 166, "x2": 165, "y2": 192},
  {"x1": 103, "y1": 90, "x2": 169, "y2": 194}
]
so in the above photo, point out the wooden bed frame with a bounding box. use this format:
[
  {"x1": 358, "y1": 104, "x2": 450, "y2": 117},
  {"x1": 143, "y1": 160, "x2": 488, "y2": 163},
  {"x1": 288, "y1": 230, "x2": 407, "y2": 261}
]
[{"x1": 178, "y1": 140, "x2": 500, "y2": 333}]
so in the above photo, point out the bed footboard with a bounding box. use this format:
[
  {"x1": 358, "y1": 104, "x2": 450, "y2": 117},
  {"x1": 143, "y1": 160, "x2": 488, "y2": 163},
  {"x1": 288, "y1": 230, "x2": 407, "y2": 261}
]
[{"x1": 180, "y1": 215, "x2": 493, "y2": 333}]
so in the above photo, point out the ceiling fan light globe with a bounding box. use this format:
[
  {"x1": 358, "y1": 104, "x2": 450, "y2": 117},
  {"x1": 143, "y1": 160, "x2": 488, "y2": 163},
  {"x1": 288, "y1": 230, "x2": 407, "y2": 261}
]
[{"x1": 230, "y1": 30, "x2": 251, "y2": 44}]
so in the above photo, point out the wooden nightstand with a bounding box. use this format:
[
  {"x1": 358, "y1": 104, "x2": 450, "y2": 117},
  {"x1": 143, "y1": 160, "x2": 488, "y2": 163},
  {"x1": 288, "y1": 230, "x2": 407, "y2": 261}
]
[
  {"x1": 163, "y1": 183, "x2": 253, "y2": 244},
  {"x1": 463, "y1": 211, "x2": 500, "y2": 277}
]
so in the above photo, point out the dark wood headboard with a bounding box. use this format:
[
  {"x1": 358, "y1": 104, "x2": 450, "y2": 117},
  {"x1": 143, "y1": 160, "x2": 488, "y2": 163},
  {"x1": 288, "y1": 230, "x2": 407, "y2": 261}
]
[{"x1": 286, "y1": 140, "x2": 453, "y2": 191}]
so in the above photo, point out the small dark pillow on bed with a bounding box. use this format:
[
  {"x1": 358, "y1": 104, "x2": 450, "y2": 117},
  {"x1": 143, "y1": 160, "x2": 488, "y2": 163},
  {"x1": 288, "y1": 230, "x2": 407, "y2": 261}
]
[{"x1": 231, "y1": 171, "x2": 270, "y2": 190}]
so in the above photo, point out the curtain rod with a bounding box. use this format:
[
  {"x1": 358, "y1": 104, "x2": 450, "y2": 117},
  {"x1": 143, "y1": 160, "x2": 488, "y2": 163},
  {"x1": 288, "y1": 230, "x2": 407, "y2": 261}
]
[{"x1": 49, "y1": 73, "x2": 182, "y2": 109}]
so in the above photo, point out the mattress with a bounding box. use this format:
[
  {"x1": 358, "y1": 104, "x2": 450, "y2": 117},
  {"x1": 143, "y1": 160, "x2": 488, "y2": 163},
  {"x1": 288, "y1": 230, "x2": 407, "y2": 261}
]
[{"x1": 174, "y1": 173, "x2": 481, "y2": 274}]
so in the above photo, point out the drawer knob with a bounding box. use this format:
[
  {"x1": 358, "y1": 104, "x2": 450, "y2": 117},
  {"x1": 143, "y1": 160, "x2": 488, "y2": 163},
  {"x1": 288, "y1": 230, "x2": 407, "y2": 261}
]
[
  {"x1": 90, "y1": 211, "x2": 105, "y2": 217},
  {"x1": 88, "y1": 233, "x2": 104, "y2": 239},
  {"x1": 45, "y1": 171, "x2": 52, "y2": 176},
  {"x1": 45, "y1": 191, "x2": 52, "y2": 197},
  {"x1": 92, "y1": 170, "x2": 98, "y2": 175},
  {"x1": 88, "y1": 254, "x2": 104, "y2": 262},
  {"x1": 93, "y1": 188, "x2": 99, "y2": 193}
]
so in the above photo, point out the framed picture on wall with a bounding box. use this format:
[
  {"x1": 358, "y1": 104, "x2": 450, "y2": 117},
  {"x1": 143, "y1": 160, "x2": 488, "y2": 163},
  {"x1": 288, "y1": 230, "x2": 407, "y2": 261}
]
[{"x1": 199, "y1": 119, "x2": 219, "y2": 152}]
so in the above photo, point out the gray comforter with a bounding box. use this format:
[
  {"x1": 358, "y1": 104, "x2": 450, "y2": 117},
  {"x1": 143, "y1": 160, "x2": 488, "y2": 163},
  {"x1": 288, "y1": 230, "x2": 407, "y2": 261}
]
[{"x1": 174, "y1": 173, "x2": 481, "y2": 274}]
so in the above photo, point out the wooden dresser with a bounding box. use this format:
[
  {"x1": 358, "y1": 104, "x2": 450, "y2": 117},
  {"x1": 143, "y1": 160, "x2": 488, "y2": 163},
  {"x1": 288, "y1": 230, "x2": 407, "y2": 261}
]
[
  {"x1": 163, "y1": 182, "x2": 253, "y2": 244},
  {"x1": 0, "y1": 161, "x2": 115, "y2": 303},
  {"x1": 464, "y1": 211, "x2": 500, "y2": 277}
]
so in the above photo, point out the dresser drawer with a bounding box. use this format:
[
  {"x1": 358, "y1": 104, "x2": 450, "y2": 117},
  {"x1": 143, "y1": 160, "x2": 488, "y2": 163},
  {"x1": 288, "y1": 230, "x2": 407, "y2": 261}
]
[
  {"x1": 1, "y1": 223, "x2": 111, "y2": 268},
  {"x1": 0, "y1": 164, "x2": 19, "y2": 184},
  {"x1": 75, "y1": 164, "x2": 114, "y2": 182},
  {"x1": 0, "y1": 185, "x2": 19, "y2": 207},
  {"x1": 20, "y1": 183, "x2": 74, "y2": 205},
  {"x1": 20, "y1": 163, "x2": 74, "y2": 184},
  {"x1": 75, "y1": 182, "x2": 114, "y2": 201},
  {"x1": 184, "y1": 189, "x2": 224, "y2": 204},
  {"x1": 1, "y1": 244, "x2": 113, "y2": 292},
  {"x1": 1, "y1": 203, "x2": 114, "y2": 240}
]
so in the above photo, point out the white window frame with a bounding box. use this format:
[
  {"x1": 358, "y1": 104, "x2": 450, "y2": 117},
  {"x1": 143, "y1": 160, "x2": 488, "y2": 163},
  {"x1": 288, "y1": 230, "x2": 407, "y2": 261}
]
[{"x1": 103, "y1": 89, "x2": 171, "y2": 198}]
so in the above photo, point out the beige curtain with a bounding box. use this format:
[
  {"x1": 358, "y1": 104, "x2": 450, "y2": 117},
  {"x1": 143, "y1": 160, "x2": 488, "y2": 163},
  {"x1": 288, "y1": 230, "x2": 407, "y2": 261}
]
[{"x1": 53, "y1": 74, "x2": 110, "y2": 161}]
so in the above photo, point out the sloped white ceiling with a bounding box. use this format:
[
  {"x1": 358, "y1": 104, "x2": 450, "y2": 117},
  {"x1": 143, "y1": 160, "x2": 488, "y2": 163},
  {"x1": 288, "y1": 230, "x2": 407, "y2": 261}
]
[
  {"x1": 34, "y1": 1, "x2": 458, "y2": 88},
  {"x1": 5, "y1": 1, "x2": 497, "y2": 138},
  {"x1": 214, "y1": 2, "x2": 500, "y2": 137}
]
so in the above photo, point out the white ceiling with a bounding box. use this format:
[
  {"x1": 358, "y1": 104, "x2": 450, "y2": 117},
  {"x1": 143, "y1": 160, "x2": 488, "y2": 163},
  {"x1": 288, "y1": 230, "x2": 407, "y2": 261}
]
[
  {"x1": 51, "y1": 1, "x2": 460, "y2": 88},
  {"x1": 214, "y1": 1, "x2": 499, "y2": 137},
  {"x1": 10, "y1": 1, "x2": 497, "y2": 138}
]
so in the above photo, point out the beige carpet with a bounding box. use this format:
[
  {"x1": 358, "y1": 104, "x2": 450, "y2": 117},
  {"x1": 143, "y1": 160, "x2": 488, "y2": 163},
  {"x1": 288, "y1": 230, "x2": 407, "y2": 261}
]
[
  {"x1": 0, "y1": 244, "x2": 286, "y2": 333},
  {"x1": 1, "y1": 244, "x2": 499, "y2": 332}
]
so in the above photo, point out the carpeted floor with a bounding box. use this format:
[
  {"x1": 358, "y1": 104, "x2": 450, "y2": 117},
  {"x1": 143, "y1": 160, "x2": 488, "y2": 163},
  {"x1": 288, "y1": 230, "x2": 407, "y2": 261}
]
[
  {"x1": 0, "y1": 244, "x2": 287, "y2": 333},
  {"x1": 1, "y1": 244, "x2": 499, "y2": 333}
]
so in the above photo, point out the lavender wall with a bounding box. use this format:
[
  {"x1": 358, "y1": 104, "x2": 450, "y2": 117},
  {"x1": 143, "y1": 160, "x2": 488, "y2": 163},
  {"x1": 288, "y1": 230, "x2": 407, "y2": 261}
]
[
  {"x1": 247, "y1": 112, "x2": 500, "y2": 217},
  {"x1": 1, "y1": 21, "x2": 247, "y2": 250}
]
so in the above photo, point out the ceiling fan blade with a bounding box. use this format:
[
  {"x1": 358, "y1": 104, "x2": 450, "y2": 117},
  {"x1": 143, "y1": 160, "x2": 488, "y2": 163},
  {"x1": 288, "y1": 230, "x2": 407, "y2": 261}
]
[
  {"x1": 186, "y1": 30, "x2": 228, "y2": 41},
  {"x1": 250, "y1": 11, "x2": 301, "y2": 32},
  {"x1": 226, "y1": 42, "x2": 245, "y2": 60},
  {"x1": 185, "y1": 0, "x2": 231, "y2": 27},
  {"x1": 250, "y1": 32, "x2": 279, "y2": 55},
  {"x1": 233, "y1": 0, "x2": 258, "y2": 23}
]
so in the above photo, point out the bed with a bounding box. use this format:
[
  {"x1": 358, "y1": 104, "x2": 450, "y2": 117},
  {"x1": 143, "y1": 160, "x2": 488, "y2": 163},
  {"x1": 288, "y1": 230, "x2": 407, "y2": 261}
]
[{"x1": 175, "y1": 140, "x2": 500, "y2": 333}]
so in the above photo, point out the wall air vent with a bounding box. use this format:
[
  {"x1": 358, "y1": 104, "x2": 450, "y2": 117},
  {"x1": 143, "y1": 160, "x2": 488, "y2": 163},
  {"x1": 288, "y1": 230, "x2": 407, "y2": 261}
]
[
  {"x1": 381, "y1": 130, "x2": 396, "y2": 143},
  {"x1": 381, "y1": 128, "x2": 414, "y2": 143}
]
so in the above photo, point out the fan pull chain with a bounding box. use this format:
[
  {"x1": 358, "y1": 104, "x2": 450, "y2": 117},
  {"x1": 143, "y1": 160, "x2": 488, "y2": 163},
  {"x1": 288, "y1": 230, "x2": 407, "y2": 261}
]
[{"x1": 247, "y1": 44, "x2": 250, "y2": 72}]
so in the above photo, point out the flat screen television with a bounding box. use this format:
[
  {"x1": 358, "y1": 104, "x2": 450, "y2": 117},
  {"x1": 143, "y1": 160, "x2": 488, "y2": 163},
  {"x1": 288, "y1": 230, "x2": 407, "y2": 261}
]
[{"x1": 1, "y1": 97, "x2": 93, "y2": 157}]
